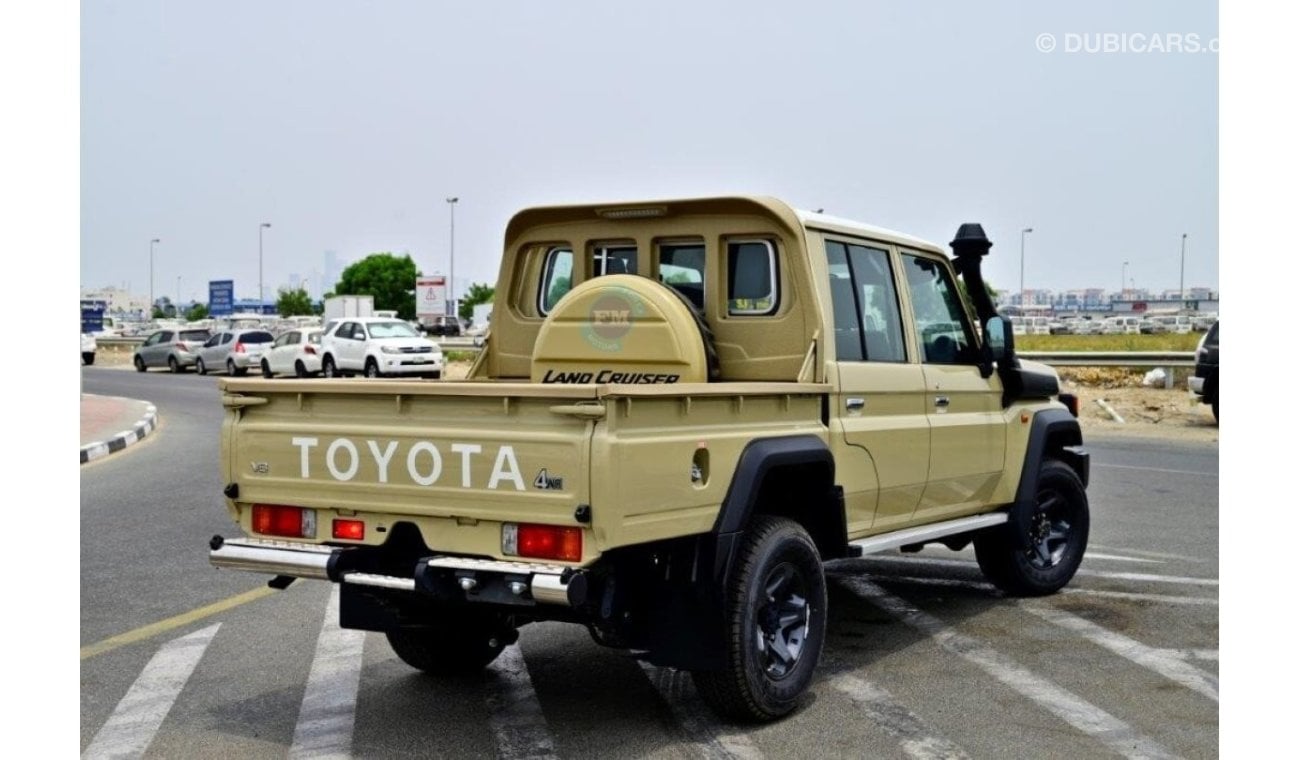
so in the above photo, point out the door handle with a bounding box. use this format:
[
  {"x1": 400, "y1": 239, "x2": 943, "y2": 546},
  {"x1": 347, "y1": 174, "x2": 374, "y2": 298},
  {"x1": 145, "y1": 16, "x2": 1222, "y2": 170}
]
[
  {"x1": 845, "y1": 397, "x2": 865, "y2": 411},
  {"x1": 934, "y1": 396, "x2": 950, "y2": 408}
]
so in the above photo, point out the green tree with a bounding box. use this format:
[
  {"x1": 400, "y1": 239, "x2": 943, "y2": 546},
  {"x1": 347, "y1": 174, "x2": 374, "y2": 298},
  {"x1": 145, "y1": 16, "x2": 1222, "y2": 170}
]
[
  {"x1": 334, "y1": 253, "x2": 419, "y2": 320},
  {"x1": 152, "y1": 297, "x2": 174, "y2": 319},
  {"x1": 276, "y1": 287, "x2": 314, "y2": 317},
  {"x1": 458, "y1": 282, "x2": 495, "y2": 321},
  {"x1": 186, "y1": 303, "x2": 210, "y2": 321}
]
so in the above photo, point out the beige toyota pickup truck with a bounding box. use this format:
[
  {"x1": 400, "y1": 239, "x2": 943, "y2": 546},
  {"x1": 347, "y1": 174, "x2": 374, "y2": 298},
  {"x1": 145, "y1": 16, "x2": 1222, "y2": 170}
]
[{"x1": 210, "y1": 196, "x2": 1089, "y2": 721}]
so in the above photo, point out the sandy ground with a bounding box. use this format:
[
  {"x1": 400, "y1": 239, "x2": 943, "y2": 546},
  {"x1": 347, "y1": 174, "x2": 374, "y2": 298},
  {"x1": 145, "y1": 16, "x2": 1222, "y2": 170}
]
[{"x1": 89, "y1": 346, "x2": 1217, "y2": 443}]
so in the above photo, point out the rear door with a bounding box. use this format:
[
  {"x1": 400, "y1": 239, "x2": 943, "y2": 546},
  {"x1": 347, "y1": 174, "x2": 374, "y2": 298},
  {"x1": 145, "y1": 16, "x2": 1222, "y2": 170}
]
[
  {"x1": 824, "y1": 237, "x2": 930, "y2": 536},
  {"x1": 899, "y1": 252, "x2": 1006, "y2": 523}
]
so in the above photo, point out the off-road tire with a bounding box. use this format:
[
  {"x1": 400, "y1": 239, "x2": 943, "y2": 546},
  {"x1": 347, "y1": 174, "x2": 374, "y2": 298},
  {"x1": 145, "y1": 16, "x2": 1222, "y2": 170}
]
[
  {"x1": 168, "y1": 356, "x2": 181, "y2": 374},
  {"x1": 196, "y1": 358, "x2": 208, "y2": 375},
  {"x1": 261, "y1": 359, "x2": 273, "y2": 378},
  {"x1": 386, "y1": 622, "x2": 508, "y2": 676},
  {"x1": 322, "y1": 356, "x2": 340, "y2": 378},
  {"x1": 975, "y1": 459, "x2": 1089, "y2": 596},
  {"x1": 692, "y1": 515, "x2": 827, "y2": 722},
  {"x1": 364, "y1": 358, "x2": 381, "y2": 378},
  {"x1": 134, "y1": 356, "x2": 146, "y2": 372}
]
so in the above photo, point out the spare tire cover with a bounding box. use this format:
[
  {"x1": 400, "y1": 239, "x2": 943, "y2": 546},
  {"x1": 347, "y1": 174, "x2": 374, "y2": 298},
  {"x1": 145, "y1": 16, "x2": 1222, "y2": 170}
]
[{"x1": 532, "y1": 274, "x2": 708, "y2": 384}]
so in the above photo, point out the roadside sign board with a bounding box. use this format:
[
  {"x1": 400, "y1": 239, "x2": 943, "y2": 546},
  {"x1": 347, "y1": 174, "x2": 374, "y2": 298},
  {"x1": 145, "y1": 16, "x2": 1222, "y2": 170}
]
[
  {"x1": 416, "y1": 276, "x2": 447, "y2": 319},
  {"x1": 209, "y1": 280, "x2": 234, "y2": 316}
]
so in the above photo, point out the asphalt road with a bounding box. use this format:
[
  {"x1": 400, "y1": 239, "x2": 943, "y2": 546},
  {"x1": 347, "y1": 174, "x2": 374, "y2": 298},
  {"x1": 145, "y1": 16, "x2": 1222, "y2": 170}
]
[{"x1": 81, "y1": 366, "x2": 1218, "y2": 759}]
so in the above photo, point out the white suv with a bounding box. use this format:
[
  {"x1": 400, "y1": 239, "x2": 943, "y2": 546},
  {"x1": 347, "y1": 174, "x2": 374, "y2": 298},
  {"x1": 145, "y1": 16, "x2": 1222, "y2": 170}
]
[{"x1": 320, "y1": 317, "x2": 443, "y2": 379}]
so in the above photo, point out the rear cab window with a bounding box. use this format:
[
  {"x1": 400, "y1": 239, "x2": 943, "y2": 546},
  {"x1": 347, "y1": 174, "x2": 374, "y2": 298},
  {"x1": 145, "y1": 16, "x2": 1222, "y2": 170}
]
[{"x1": 727, "y1": 240, "x2": 778, "y2": 315}]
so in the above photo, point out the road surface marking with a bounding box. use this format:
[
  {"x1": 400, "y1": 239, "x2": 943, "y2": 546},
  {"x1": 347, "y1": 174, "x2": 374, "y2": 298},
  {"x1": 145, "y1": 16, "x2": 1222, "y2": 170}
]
[
  {"x1": 830, "y1": 674, "x2": 971, "y2": 760},
  {"x1": 860, "y1": 573, "x2": 1217, "y2": 606},
  {"x1": 83, "y1": 624, "x2": 220, "y2": 759},
  {"x1": 1089, "y1": 545, "x2": 1205, "y2": 563},
  {"x1": 289, "y1": 587, "x2": 365, "y2": 759},
  {"x1": 839, "y1": 578, "x2": 1179, "y2": 760},
  {"x1": 638, "y1": 663, "x2": 763, "y2": 760},
  {"x1": 1082, "y1": 552, "x2": 1163, "y2": 564},
  {"x1": 81, "y1": 586, "x2": 276, "y2": 660},
  {"x1": 848, "y1": 555, "x2": 1217, "y2": 587},
  {"x1": 1159, "y1": 648, "x2": 1219, "y2": 662},
  {"x1": 1093, "y1": 462, "x2": 1217, "y2": 478},
  {"x1": 485, "y1": 645, "x2": 558, "y2": 760},
  {"x1": 1021, "y1": 604, "x2": 1218, "y2": 702}
]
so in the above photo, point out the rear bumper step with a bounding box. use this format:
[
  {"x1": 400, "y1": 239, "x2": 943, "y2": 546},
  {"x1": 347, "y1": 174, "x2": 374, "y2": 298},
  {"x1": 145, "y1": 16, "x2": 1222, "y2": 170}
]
[{"x1": 208, "y1": 535, "x2": 585, "y2": 607}]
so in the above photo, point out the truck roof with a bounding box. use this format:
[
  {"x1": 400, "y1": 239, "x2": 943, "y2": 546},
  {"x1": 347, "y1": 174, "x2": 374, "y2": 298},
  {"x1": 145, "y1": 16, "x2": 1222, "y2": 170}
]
[{"x1": 504, "y1": 196, "x2": 946, "y2": 255}]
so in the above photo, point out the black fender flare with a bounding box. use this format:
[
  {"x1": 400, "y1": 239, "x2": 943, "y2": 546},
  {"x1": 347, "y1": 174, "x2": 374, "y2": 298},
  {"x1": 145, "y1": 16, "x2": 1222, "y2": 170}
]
[
  {"x1": 707, "y1": 435, "x2": 841, "y2": 590},
  {"x1": 1010, "y1": 408, "x2": 1090, "y2": 548}
]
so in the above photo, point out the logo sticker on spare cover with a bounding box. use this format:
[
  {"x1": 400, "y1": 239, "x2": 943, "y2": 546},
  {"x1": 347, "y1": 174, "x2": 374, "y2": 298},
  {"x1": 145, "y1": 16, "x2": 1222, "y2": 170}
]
[{"x1": 583, "y1": 286, "x2": 645, "y2": 352}]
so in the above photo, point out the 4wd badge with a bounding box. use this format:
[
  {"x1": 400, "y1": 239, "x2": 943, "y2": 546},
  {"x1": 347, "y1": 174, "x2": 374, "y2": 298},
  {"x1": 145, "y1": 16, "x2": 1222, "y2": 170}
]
[{"x1": 534, "y1": 469, "x2": 564, "y2": 490}]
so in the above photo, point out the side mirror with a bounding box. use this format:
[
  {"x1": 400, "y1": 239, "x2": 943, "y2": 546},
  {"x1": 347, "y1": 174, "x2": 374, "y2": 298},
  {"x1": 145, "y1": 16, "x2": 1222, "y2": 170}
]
[{"x1": 984, "y1": 315, "x2": 1014, "y2": 364}]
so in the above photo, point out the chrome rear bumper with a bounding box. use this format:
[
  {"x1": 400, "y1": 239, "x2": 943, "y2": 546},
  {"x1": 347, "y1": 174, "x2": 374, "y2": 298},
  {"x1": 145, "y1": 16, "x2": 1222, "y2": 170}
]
[{"x1": 208, "y1": 535, "x2": 584, "y2": 606}]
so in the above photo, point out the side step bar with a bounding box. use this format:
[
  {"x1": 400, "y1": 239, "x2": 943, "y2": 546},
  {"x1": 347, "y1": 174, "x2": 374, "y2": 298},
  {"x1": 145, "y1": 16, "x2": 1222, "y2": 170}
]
[{"x1": 848, "y1": 512, "x2": 1007, "y2": 556}]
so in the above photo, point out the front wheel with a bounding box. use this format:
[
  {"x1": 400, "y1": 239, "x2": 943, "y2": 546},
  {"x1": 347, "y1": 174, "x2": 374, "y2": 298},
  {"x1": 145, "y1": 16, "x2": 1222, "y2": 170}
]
[
  {"x1": 692, "y1": 515, "x2": 827, "y2": 722},
  {"x1": 134, "y1": 355, "x2": 146, "y2": 372},
  {"x1": 975, "y1": 459, "x2": 1089, "y2": 596},
  {"x1": 386, "y1": 620, "x2": 510, "y2": 676},
  {"x1": 196, "y1": 358, "x2": 208, "y2": 375},
  {"x1": 364, "y1": 358, "x2": 381, "y2": 378},
  {"x1": 82, "y1": 352, "x2": 95, "y2": 366}
]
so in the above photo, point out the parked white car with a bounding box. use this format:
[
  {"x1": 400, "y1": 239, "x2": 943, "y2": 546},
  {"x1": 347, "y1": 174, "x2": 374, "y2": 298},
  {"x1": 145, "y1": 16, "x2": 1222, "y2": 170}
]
[
  {"x1": 320, "y1": 317, "x2": 443, "y2": 379},
  {"x1": 259, "y1": 329, "x2": 325, "y2": 378}
]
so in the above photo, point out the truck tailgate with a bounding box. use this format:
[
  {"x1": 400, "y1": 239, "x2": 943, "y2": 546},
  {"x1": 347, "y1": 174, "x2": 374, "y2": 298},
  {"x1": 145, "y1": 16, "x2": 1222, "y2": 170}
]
[{"x1": 221, "y1": 379, "x2": 596, "y2": 546}]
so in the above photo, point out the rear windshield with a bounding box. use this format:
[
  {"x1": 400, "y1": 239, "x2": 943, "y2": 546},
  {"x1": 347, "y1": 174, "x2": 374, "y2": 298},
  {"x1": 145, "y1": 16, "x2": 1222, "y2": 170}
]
[
  {"x1": 241, "y1": 331, "x2": 275, "y2": 343},
  {"x1": 180, "y1": 330, "x2": 211, "y2": 341}
]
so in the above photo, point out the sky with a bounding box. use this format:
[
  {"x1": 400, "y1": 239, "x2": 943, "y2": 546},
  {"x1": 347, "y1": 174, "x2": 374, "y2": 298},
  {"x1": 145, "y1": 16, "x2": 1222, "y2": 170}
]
[{"x1": 79, "y1": 1, "x2": 1217, "y2": 304}]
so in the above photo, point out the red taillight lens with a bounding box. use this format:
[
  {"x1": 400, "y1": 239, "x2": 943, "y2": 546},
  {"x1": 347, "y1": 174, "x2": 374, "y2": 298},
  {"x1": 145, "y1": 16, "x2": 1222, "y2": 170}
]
[
  {"x1": 251, "y1": 504, "x2": 316, "y2": 538},
  {"x1": 234, "y1": 342, "x2": 245, "y2": 353},
  {"x1": 303, "y1": 345, "x2": 317, "y2": 355},
  {"x1": 332, "y1": 519, "x2": 365, "y2": 541},
  {"x1": 512, "y1": 523, "x2": 582, "y2": 562}
]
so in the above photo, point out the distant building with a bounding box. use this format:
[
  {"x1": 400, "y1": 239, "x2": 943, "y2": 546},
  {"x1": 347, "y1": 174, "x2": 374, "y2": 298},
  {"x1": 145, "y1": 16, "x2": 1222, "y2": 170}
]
[{"x1": 80, "y1": 285, "x2": 150, "y2": 317}]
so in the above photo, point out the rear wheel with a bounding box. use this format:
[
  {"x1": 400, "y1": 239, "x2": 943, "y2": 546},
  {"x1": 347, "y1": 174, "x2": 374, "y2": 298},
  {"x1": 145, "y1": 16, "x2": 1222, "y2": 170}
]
[
  {"x1": 975, "y1": 459, "x2": 1089, "y2": 596},
  {"x1": 261, "y1": 359, "x2": 273, "y2": 378},
  {"x1": 134, "y1": 355, "x2": 146, "y2": 372},
  {"x1": 168, "y1": 356, "x2": 180, "y2": 373},
  {"x1": 82, "y1": 352, "x2": 95, "y2": 366},
  {"x1": 1212, "y1": 394, "x2": 1219, "y2": 423},
  {"x1": 386, "y1": 619, "x2": 510, "y2": 676},
  {"x1": 295, "y1": 360, "x2": 308, "y2": 378},
  {"x1": 692, "y1": 515, "x2": 826, "y2": 722},
  {"x1": 228, "y1": 360, "x2": 248, "y2": 377}
]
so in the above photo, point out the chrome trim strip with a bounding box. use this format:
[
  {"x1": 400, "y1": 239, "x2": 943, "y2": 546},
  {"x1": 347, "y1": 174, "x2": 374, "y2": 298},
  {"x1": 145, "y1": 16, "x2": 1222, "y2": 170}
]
[{"x1": 849, "y1": 513, "x2": 1008, "y2": 556}]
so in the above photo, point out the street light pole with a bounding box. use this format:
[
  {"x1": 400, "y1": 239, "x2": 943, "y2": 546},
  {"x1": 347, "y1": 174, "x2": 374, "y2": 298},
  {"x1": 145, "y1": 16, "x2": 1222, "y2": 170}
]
[
  {"x1": 259, "y1": 222, "x2": 272, "y2": 313},
  {"x1": 1019, "y1": 227, "x2": 1033, "y2": 306},
  {"x1": 177, "y1": 276, "x2": 182, "y2": 313},
  {"x1": 1121, "y1": 261, "x2": 1129, "y2": 299},
  {"x1": 149, "y1": 238, "x2": 160, "y2": 317},
  {"x1": 446, "y1": 197, "x2": 459, "y2": 316},
  {"x1": 1179, "y1": 233, "x2": 1187, "y2": 304}
]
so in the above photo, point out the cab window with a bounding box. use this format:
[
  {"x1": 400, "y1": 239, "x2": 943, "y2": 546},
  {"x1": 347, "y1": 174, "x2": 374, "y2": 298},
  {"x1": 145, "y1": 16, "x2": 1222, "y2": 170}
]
[
  {"x1": 539, "y1": 247, "x2": 574, "y2": 315},
  {"x1": 659, "y1": 242, "x2": 705, "y2": 310},
  {"x1": 902, "y1": 254, "x2": 979, "y2": 365},
  {"x1": 727, "y1": 240, "x2": 777, "y2": 315},
  {"x1": 825, "y1": 241, "x2": 906, "y2": 362},
  {"x1": 592, "y1": 245, "x2": 637, "y2": 277}
]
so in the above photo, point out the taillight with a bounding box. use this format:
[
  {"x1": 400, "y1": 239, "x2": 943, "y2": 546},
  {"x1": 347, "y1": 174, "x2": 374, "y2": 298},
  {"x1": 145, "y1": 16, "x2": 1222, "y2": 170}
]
[
  {"x1": 303, "y1": 345, "x2": 317, "y2": 355},
  {"x1": 332, "y1": 519, "x2": 364, "y2": 541},
  {"x1": 502, "y1": 523, "x2": 582, "y2": 562},
  {"x1": 234, "y1": 342, "x2": 245, "y2": 353},
  {"x1": 251, "y1": 504, "x2": 316, "y2": 538}
]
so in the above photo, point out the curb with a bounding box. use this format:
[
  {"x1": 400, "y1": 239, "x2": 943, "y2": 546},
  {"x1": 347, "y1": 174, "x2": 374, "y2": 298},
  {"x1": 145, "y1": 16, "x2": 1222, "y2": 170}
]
[{"x1": 80, "y1": 404, "x2": 159, "y2": 464}]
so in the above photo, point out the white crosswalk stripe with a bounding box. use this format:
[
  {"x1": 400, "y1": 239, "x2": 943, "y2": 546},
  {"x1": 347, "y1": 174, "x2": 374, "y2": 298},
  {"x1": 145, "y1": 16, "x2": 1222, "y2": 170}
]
[
  {"x1": 638, "y1": 663, "x2": 764, "y2": 760},
  {"x1": 289, "y1": 586, "x2": 366, "y2": 759},
  {"x1": 1020, "y1": 603, "x2": 1218, "y2": 701},
  {"x1": 835, "y1": 576, "x2": 1181, "y2": 760},
  {"x1": 83, "y1": 623, "x2": 220, "y2": 760},
  {"x1": 830, "y1": 674, "x2": 971, "y2": 760},
  {"x1": 485, "y1": 645, "x2": 559, "y2": 760}
]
